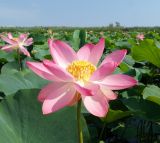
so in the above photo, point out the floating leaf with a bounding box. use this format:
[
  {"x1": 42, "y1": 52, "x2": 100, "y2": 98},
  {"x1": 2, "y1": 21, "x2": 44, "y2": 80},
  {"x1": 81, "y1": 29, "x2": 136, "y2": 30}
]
[
  {"x1": 102, "y1": 109, "x2": 132, "y2": 123},
  {"x1": 131, "y1": 39, "x2": 160, "y2": 67},
  {"x1": 143, "y1": 85, "x2": 160, "y2": 105},
  {"x1": 0, "y1": 65, "x2": 48, "y2": 95},
  {"x1": 0, "y1": 89, "x2": 90, "y2": 143}
]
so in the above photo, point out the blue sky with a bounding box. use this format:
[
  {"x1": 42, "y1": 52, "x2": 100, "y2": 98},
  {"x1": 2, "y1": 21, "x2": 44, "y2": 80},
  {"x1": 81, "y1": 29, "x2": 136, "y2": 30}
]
[{"x1": 0, "y1": 0, "x2": 160, "y2": 27}]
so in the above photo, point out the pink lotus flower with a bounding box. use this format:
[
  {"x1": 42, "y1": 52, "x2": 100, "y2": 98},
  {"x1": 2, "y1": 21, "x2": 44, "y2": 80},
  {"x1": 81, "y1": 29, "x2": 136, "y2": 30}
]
[
  {"x1": 0, "y1": 33, "x2": 33, "y2": 57},
  {"x1": 26, "y1": 38, "x2": 137, "y2": 117},
  {"x1": 136, "y1": 33, "x2": 144, "y2": 41}
]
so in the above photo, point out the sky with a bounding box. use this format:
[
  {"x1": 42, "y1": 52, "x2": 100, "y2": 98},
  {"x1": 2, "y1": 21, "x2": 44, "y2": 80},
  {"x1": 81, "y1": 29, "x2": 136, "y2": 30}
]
[{"x1": 0, "y1": 0, "x2": 160, "y2": 27}]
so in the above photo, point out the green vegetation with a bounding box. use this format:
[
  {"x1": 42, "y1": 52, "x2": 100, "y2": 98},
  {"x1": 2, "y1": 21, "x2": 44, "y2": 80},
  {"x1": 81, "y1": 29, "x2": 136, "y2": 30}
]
[{"x1": 0, "y1": 28, "x2": 160, "y2": 143}]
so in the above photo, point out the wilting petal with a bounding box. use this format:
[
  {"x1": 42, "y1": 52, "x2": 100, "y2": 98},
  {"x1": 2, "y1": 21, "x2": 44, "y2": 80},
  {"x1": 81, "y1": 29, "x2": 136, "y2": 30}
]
[
  {"x1": 19, "y1": 45, "x2": 30, "y2": 57},
  {"x1": 0, "y1": 35, "x2": 16, "y2": 45},
  {"x1": 42, "y1": 83, "x2": 76, "y2": 114},
  {"x1": 100, "y1": 85, "x2": 117, "y2": 100},
  {"x1": 26, "y1": 61, "x2": 60, "y2": 81},
  {"x1": 19, "y1": 34, "x2": 28, "y2": 42},
  {"x1": 77, "y1": 38, "x2": 105, "y2": 65},
  {"x1": 24, "y1": 38, "x2": 33, "y2": 46},
  {"x1": 43, "y1": 60, "x2": 74, "y2": 82},
  {"x1": 101, "y1": 49, "x2": 127, "y2": 67},
  {"x1": 8, "y1": 33, "x2": 13, "y2": 39},
  {"x1": 48, "y1": 39, "x2": 78, "y2": 68},
  {"x1": 100, "y1": 74, "x2": 138, "y2": 90},
  {"x1": 82, "y1": 90, "x2": 109, "y2": 117},
  {"x1": 1, "y1": 45, "x2": 15, "y2": 52},
  {"x1": 90, "y1": 62, "x2": 116, "y2": 81}
]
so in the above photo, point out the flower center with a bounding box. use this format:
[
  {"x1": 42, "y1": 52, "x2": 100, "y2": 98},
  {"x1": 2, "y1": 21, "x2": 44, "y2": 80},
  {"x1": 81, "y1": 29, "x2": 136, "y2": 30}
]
[
  {"x1": 11, "y1": 37, "x2": 24, "y2": 49},
  {"x1": 67, "y1": 60, "x2": 96, "y2": 82},
  {"x1": 12, "y1": 38, "x2": 18, "y2": 42}
]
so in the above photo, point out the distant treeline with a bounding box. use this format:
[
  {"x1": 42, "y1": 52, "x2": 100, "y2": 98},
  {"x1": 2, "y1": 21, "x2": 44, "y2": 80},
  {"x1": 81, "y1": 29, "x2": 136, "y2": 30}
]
[{"x1": 0, "y1": 26, "x2": 160, "y2": 33}]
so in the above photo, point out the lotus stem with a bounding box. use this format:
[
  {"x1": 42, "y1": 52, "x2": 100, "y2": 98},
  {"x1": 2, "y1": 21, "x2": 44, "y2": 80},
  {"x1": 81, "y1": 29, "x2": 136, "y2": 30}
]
[
  {"x1": 17, "y1": 49, "x2": 22, "y2": 71},
  {"x1": 77, "y1": 98, "x2": 83, "y2": 143}
]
